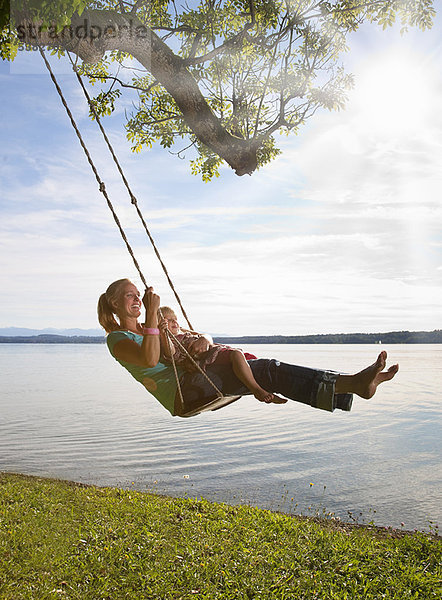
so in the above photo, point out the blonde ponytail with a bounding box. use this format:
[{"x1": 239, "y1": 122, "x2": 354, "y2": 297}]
[{"x1": 97, "y1": 278, "x2": 131, "y2": 334}]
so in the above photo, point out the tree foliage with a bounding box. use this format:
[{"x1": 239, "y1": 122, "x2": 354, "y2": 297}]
[{"x1": 1, "y1": 0, "x2": 435, "y2": 179}]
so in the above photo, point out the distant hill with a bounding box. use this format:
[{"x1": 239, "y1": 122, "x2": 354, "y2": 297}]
[
  {"x1": 0, "y1": 330, "x2": 441, "y2": 344},
  {"x1": 0, "y1": 327, "x2": 104, "y2": 337},
  {"x1": 0, "y1": 334, "x2": 105, "y2": 344}
]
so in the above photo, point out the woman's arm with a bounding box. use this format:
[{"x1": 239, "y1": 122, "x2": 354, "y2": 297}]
[{"x1": 113, "y1": 288, "x2": 161, "y2": 368}]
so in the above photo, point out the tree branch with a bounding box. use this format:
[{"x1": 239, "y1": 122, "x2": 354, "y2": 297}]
[
  {"x1": 13, "y1": 8, "x2": 258, "y2": 175},
  {"x1": 183, "y1": 22, "x2": 254, "y2": 66}
]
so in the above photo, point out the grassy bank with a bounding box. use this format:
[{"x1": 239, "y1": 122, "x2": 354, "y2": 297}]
[{"x1": 0, "y1": 473, "x2": 440, "y2": 599}]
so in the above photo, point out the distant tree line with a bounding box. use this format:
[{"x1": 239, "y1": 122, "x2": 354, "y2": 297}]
[
  {"x1": 0, "y1": 330, "x2": 441, "y2": 344},
  {"x1": 214, "y1": 330, "x2": 442, "y2": 344}
]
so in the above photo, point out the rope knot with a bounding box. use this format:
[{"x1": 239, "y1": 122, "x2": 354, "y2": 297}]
[
  {"x1": 130, "y1": 193, "x2": 137, "y2": 205},
  {"x1": 99, "y1": 182, "x2": 106, "y2": 192}
]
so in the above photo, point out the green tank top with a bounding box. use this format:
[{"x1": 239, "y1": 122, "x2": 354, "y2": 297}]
[{"x1": 107, "y1": 330, "x2": 182, "y2": 416}]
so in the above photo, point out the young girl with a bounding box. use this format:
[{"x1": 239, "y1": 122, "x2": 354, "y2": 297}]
[{"x1": 158, "y1": 306, "x2": 287, "y2": 404}]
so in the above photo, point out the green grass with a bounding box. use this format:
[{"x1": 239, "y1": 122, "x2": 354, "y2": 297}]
[{"x1": 0, "y1": 473, "x2": 440, "y2": 599}]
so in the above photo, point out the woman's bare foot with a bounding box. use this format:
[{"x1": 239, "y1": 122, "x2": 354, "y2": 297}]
[{"x1": 336, "y1": 351, "x2": 399, "y2": 399}]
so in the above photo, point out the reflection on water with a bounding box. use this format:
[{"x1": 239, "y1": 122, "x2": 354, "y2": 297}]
[{"x1": 0, "y1": 344, "x2": 440, "y2": 531}]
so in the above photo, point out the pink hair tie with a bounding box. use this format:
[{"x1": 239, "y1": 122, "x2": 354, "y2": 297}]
[{"x1": 142, "y1": 327, "x2": 160, "y2": 336}]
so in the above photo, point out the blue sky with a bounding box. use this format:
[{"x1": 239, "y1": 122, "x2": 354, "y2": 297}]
[{"x1": 1, "y1": 12, "x2": 441, "y2": 336}]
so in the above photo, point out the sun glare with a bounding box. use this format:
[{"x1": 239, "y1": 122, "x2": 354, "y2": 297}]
[{"x1": 351, "y1": 51, "x2": 433, "y2": 136}]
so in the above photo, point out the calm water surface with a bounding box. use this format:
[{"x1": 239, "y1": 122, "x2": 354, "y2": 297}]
[{"x1": 0, "y1": 343, "x2": 440, "y2": 531}]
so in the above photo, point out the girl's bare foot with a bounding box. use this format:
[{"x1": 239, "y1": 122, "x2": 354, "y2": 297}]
[
  {"x1": 337, "y1": 351, "x2": 399, "y2": 399},
  {"x1": 254, "y1": 388, "x2": 287, "y2": 404},
  {"x1": 271, "y1": 395, "x2": 288, "y2": 404}
]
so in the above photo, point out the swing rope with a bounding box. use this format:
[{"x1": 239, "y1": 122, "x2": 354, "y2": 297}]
[
  {"x1": 38, "y1": 46, "x2": 226, "y2": 408},
  {"x1": 66, "y1": 51, "x2": 194, "y2": 333},
  {"x1": 38, "y1": 47, "x2": 146, "y2": 289}
]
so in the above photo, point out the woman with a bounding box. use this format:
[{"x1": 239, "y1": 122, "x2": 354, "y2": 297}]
[{"x1": 98, "y1": 279, "x2": 399, "y2": 417}]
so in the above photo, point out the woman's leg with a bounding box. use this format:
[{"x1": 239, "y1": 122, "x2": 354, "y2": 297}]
[
  {"x1": 178, "y1": 359, "x2": 343, "y2": 414},
  {"x1": 248, "y1": 359, "x2": 346, "y2": 412},
  {"x1": 178, "y1": 352, "x2": 398, "y2": 415},
  {"x1": 248, "y1": 351, "x2": 398, "y2": 411}
]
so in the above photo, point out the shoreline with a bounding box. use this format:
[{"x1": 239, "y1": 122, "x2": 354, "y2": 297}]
[{"x1": 2, "y1": 471, "x2": 439, "y2": 541}]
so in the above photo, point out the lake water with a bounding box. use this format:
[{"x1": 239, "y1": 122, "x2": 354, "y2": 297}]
[{"x1": 0, "y1": 343, "x2": 440, "y2": 532}]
